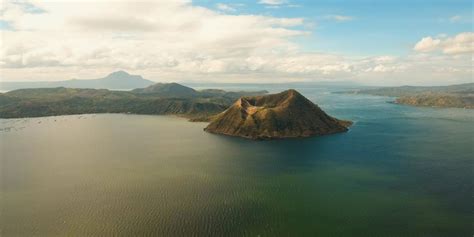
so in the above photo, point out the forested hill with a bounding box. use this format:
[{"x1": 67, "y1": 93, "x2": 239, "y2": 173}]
[{"x1": 0, "y1": 83, "x2": 268, "y2": 119}]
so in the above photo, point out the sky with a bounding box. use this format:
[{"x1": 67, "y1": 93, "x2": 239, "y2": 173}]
[{"x1": 0, "y1": 0, "x2": 472, "y2": 85}]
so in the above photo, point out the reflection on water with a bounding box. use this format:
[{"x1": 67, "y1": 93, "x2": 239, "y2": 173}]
[{"x1": 1, "y1": 87, "x2": 473, "y2": 236}]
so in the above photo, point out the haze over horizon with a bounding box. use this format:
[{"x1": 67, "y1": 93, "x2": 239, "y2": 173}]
[{"x1": 0, "y1": 0, "x2": 472, "y2": 86}]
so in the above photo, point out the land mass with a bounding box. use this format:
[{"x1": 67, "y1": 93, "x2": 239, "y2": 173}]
[
  {"x1": 0, "y1": 71, "x2": 155, "y2": 90},
  {"x1": 0, "y1": 74, "x2": 354, "y2": 140},
  {"x1": 341, "y1": 83, "x2": 474, "y2": 109},
  {"x1": 205, "y1": 89, "x2": 352, "y2": 140},
  {"x1": 0, "y1": 83, "x2": 267, "y2": 120}
]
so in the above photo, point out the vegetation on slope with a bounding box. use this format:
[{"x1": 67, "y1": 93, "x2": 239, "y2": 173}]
[
  {"x1": 0, "y1": 84, "x2": 267, "y2": 119},
  {"x1": 341, "y1": 83, "x2": 474, "y2": 109},
  {"x1": 205, "y1": 89, "x2": 351, "y2": 139}
]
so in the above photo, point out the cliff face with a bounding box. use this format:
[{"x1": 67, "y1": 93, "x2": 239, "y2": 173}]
[{"x1": 204, "y1": 89, "x2": 352, "y2": 140}]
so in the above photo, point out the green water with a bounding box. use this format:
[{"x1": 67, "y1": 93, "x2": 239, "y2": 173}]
[{"x1": 1, "y1": 88, "x2": 473, "y2": 236}]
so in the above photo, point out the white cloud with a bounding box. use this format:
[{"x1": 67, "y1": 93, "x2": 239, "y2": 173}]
[
  {"x1": 0, "y1": 0, "x2": 471, "y2": 86},
  {"x1": 258, "y1": 0, "x2": 299, "y2": 9},
  {"x1": 413, "y1": 37, "x2": 442, "y2": 52},
  {"x1": 449, "y1": 15, "x2": 462, "y2": 23},
  {"x1": 325, "y1": 15, "x2": 354, "y2": 22},
  {"x1": 258, "y1": 0, "x2": 287, "y2": 5},
  {"x1": 414, "y1": 32, "x2": 473, "y2": 54},
  {"x1": 0, "y1": 0, "x2": 306, "y2": 69},
  {"x1": 216, "y1": 3, "x2": 236, "y2": 12}
]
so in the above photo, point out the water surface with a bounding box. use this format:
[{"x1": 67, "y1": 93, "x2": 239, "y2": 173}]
[{"x1": 1, "y1": 87, "x2": 473, "y2": 236}]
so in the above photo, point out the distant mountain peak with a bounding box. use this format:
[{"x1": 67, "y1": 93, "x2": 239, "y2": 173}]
[
  {"x1": 132, "y1": 82, "x2": 197, "y2": 97},
  {"x1": 108, "y1": 70, "x2": 130, "y2": 76},
  {"x1": 0, "y1": 71, "x2": 155, "y2": 90}
]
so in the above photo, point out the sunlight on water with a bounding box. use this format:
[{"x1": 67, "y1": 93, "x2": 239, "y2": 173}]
[{"x1": 1, "y1": 86, "x2": 473, "y2": 236}]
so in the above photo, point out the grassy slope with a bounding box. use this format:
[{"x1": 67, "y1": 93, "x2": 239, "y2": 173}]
[
  {"x1": 205, "y1": 90, "x2": 351, "y2": 139},
  {"x1": 0, "y1": 86, "x2": 267, "y2": 119},
  {"x1": 345, "y1": 83, "x2": 474, "y2": 109}
]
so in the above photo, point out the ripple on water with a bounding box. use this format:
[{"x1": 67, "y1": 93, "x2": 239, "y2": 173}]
[{"x1": 1, "y1": 92, "x2": 472, "y2": 236}]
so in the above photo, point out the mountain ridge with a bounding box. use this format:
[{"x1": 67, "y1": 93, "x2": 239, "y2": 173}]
[
  {"x1": 0, "y1": 71, "x2": 155, "y2": 90},
  {"x1": 132, "y1": 82, "x2": 198, "y2": 97},
  {"x1": 0, "y1": 84, "x2": 267, "y2": 119},
  {"x1": 339, "y1": 83, "x2": 474, "y2": 109}
]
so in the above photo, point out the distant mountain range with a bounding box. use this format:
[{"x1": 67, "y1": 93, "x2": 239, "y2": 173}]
[
  {"x1": 340, "y1": 83, "x2": 474, "y2": 109},
  {"x1": 0, "y1": 71, "x2": 362, "y2": 92},
  {"x1": 133, "y1": 83, "x2": 268, "y2": 99},
  {"x1": 132, "y1": 82, "x2": 198, "y2": 97},
  {"x1": 347, "y1": 83, "x2": 474, "y2": 97},
  {"x1": 183, "y1": 81, "x2": 361, "y2": 90},
  {"x1": 0, "y1": 71, "x2": 155, "y2": 91}
]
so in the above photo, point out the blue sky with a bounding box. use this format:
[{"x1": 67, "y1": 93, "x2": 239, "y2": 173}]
[
  {"x1": 0, "y1": 0, "x2": 472, "y2": 85},
  {"x1": 195, "y1": 0, "x2": 473, "y2": 56}
]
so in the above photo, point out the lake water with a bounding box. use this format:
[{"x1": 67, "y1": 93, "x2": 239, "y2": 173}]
[{"x1": 1, "y1": 86, "x2": 473, "y2": 236}]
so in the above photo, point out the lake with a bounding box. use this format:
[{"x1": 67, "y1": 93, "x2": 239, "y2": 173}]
[{"x1": 1, "y1": 86, "x2": 473, "y2": 236}]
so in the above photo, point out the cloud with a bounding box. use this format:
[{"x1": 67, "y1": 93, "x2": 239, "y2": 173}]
[
  {"x1": 0, "y1": 0, "x2": 472, "y2": 86},
  {"x1": 0, "y1": 1, "x2": 308, "y2": 74},
  {"x1": 258, "y1": 0, "x2": 298, "y2": 9},
  {"x1": 70, "y1": 17, "x2": 158, "y2": 32},
  {"x1": 258, "y1": 0, "x2": 287, "y2": 5},
  {"x1": 325, "y1": 15, "x2": 354, "y2": 22},
  {"x1": 449, "y1": 15, "x2": 462, "y2": 23},
  {"x1": 413, "y1": 37, "x2": 441, "y2": 52},
  {"x1": 216, "y1": 3, "x2": 236, "y2": 12},
  {"x1": 414, "y1": 32, "x2": 473, "y2": 54}
]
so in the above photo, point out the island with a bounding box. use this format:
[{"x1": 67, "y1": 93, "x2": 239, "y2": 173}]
[
  {"x1": 204, "y1": 89, "x2": 352, "y2": 140},
  {"x1": 340, "y1": 83, "x2": 474, "y2": 109}
]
